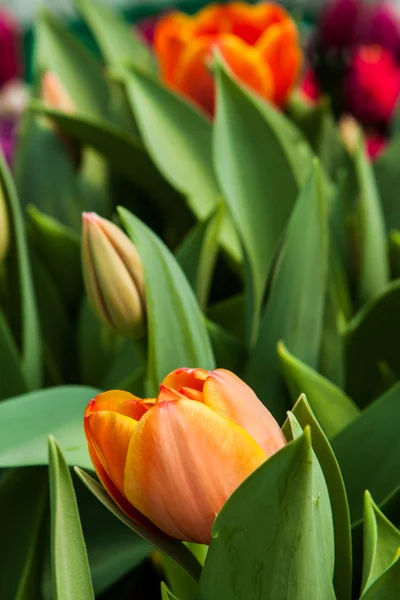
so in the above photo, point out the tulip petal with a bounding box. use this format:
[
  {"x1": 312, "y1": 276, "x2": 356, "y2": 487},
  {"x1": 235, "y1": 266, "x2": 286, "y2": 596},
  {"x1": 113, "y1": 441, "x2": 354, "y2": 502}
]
[
  {"x1": 124, "y1": 399, "x2": 267, "y2": 543},
  {"x1": 257, "y1": 19, "x2": 302, "y2": 105},
  {"x1": 216, "y1": 34, "x2": 275, "y2": 101},
  {"x1": 86, "y1": 439, "x2": 163, "y2": 533},
  {"x1": 162, "y1": 367, "x2": 208, "y2": 391},
  {"x1": 154, "y1": 13, "x2": 193, "y2": 83},
  {"x1": 203, "y1": 369, "x2": 286, "y2": 456},
  {"x1": 86, "y1": 390, "x2": 150, "y2": 420},
  {"x1": 85, "y1": 410, "x2": 137, "y2": 494}
]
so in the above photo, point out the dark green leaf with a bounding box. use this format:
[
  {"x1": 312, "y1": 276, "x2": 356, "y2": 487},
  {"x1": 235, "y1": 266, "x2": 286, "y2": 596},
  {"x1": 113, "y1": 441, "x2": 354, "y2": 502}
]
[
  {"x1": 213, "y1": 60, "x2": 313, "y2": 344},
  {"x1": 353, "y1": 138, "x2": 389, "y2": 304},
  {"x1": 175, "y1": 208, "x2": 222, "y2": 310},
  {"x1": 35, "y1": 10, "x2": 109, "y2": 120},
  {"x1": 332, "y1": 383, "x2": 400, "y2": 522},
  {"x1": 206, "y1": 319, "x2": 245, "y2": 374},
  {"x1": 1, "y1": 151, "x2": 41, "y2": 389},
  {"x1": 362, "y1": 491, "x2": 400, "y2": 594},
  {"x1": 278, "y1": 341, "x2": 359, "y2": 439},
  {"x1": 0, "y1": 310, "x2": 27, "y2": 399},
  {"x1": 198, "y1": 429, "x2": 335, "y2": 600},
  {"x1": 208, "y1": 294, "x2": 244, "y2": 341},
  {"x1": 0, "y1": 468, "x2": 47, "y2": 600},
  {"x1": 283, "y1": 395, "x2": 352, "y2": 600},
  {"x1": 75, "y1": 468, "x2": 202, "y2": 584},
  {"x1": 161, "y1": 582, "x2": 181, "y2": 600},
  {"x1": 245, "y1": 161, "x2": 328, "y2": 420},
  {"x1": 345, "y1": 280, "x2": 400, "y2": 407},
  {"x1": 119, "y1": 207, "x2": 215, "y2": 395},
  {"x1": 374, "y1": 137, "x2": 400, "y2": 232},
  {"x1": 48, "y1": 436, "x2": 94, "y2": 600},
  {"x1": 76, "y1": 0, "x2": 156, "y2": 72},
  {"x1": 0, "y1": 386, "x2": 100, "y2": 469}
]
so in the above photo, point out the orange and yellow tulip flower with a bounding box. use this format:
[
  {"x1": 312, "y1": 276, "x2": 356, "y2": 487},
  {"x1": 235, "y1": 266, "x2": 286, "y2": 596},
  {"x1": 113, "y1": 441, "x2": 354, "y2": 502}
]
[
  {"x1": 153, "y1": 2, "x2": 302, "y2": 115},
  {"x1": 84, "y1": 367, "x2": 286, "y2": 544}
]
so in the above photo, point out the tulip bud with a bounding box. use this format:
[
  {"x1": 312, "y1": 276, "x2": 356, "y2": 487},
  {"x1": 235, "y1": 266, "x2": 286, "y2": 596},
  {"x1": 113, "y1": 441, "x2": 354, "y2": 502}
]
[
  {"x1": 81, "y1": 212, "x2": 146, "y2": 340},
  {"x1": 0, "y1": 187, "x2": 9, "y2": 262},
  {"x1": 42, "y1": 71, "x2": 75, "y2": 114},
  {"x1": 84, "y1": 368, "x2": 286, "y2": 544}
]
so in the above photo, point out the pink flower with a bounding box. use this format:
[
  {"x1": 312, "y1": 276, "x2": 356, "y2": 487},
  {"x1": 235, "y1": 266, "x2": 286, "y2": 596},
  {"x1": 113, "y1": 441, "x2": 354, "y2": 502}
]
[
  {"x1": 319, "y1": 0, "x2": 364, "y2": 50},
  {"x1": 366, "y1": 3, "x2": 400, "y2": 56},
  {"x1": 345, "y1": 45, "x2": 400, "y2": 127},
  {"x1": 301, "y1": 68, "x2": 322, "y2": 103},
  {"x1": 0, "y1": 9, "x2": 21, "y2": 88},
  {"x1": 365, "y1": 132, "x2": 387, "y2": 159}
]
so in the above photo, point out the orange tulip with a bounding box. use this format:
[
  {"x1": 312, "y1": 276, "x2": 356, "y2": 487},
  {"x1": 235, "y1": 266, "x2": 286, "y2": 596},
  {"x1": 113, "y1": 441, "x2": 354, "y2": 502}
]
[
  {"x1": 153, "y1": 2, "x2": 302, "y2": 115},
  {"x1": 84, "y1": 367, "x2": 286, "y2": 543}
]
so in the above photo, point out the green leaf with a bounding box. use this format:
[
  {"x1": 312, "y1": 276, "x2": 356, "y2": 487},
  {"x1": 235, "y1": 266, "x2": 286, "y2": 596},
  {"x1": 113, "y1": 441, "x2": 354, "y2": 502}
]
[
  {"x1": 123, "y1": 68, "x2": 241, "y2": 265},
  {"x1": 35, "y1": 10, "x2": 109, "y2": 120},
  {"x1": 278, "y1": 341, "x2": 359, "y2": 438},
  {"x1": 332, "y1": 383, "x2": 400, "y2": 522},
  {"x1": 76, "y1": 0, "x2": 156, "y2": 72},
  {"x1": 15, "y1": 115, "x2": 83, "y2": 231},
  {"x1": 27, "y1": 205, "x2": 82, "y2": 309},
  {"x1": 159, "y1": 555, "x2": 197, "y2": 600},
  {"x1": 1, "y1": 151, "x2": 41, "y2": 389},
  {"x1": 345, "y1": 280, "x2": 400, "y2": 407},
  {"x1": 245, "y1": 161, "x2": 328, "y2": 420},
  {"x1": 48, "y1": 436, "x2": 94, "y2": 600},
  {"x1": 198, "y1": 429, "x2": 335, "y2": 600},
  {"x1": 283, "y1": 395, "x2": 352, "y2": 600},
  {"x1": 213, "y1": 60, "x2": 313, "y2": 345},
  {"x1": 360, "y1": 559, "x2": 400, "y2": 600},
  {"x1": 362, "y1": 491, "x2": 400, "y2": 594},
  {"x1": 0, "y1": 468, "x2": 47, "y2": 600},
  {"x1": 353, "y1": 138, "x2": 389, "y2": 305},
  {"x1": 75, "y1": 468, "x2": 202, "y2": 584},
  {"x1": 389, "y1": 230, "x2": 400, "y2": 278},
  {"x1": 30, "y1": 104, "x2": 181, "y2": 211},
  {"x1": 0, "y1": 386, "x2": 100, "y2": 469},
  {"x1": 208, "y1": 294, "x2": 245, "y2": 341},
  {"x1": 206, "y1": 319, "x2": 245, "y2": 374},
  {"x1": 0, "y1": 310, "x2": 27, "y2": 399},
  {"x1": 374, "y1": 137, "x2": 400, "y2": 232},
  {"x1": 118, "y1": 207, "x2": 215, "y2": 395},
  {"x1": 42, "y1": 475, "x2": 152, "y2": 598},
  {"x1": 175, "y1": 208, "x2": 222, "y2": 310},
  {"x1": 161, "y1": 582, "x2": 181, "y2": 600}
]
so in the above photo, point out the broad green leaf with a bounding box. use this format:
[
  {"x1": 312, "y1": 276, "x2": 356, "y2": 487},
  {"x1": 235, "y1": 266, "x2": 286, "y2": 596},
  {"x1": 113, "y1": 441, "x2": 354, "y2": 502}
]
[
  {"x1": 213, "y1": 60, "x2": 313, "y2": 344},
  {"x1": 245, "y1": 161, "x2": 328, "y2": 420},
  {"x1": 123, "y1": 68, "x2": 241, "y2": 265},
  {"x1": 0, "y1": 386, "x2": 100, "y2": 469},
  {"x1": 119, "y1": 207, "x2": 215, "y2": 395},
  {"x1": 124, "y1": 68, "x2": 218, "y2": 221},
  {"x1": 42, "y1": 475, "x2": 152, "y2": 598},
  {"x1": 0, "y1": 468, "x2": 47, "y2": 600},
  {"x1": 48, "y1": 437, "x2": 94, "y2": 600},
  {"x1": 31, "y1": 256, "x2": 76, "y2": 385},
  {"x1": 361, "y1": 559, "x2": 400, "y2": 600},
  {"x1": 283, "y1": 395, "x2": 352, "y2": 600},
  {"x1": 175, "y1": 208, "x2": 222, "y2": 310},
  {"x1": 206, "y1": 319, "x2": 245, "y2": 374},
  {"x1": 0, "y1": 310, "x2": 27, "y2": 399},
  {"x1": 354, "y1": 138, "x2": 389, "y2": 305},
  {"x1": 198, "y1": 429, "x2": 335, "y2": 600},
  {"x1": 35, "y1": 10, "x2": 109, "y2": 120},
  {"x1": 332, "y1": 383, "x2": 400, "y2": 522},
  {"x1": 76, "y1": 0, "x2": 156, "y2": 71},
  {"x1": 30, "y1": 104, "x2": 181, "y2": 212},
  {"x1": 15, "y1": 115, "x2": 83, "y2": 231},
  {"x1": 75, "y1": 468, "x2": 202, "y2": 583},
  {"x1": 362, "y1": 491, "x2": 400, "y2": 594},
  {"x1": 208, "y1": 294, "x2": 245, "y2": 341},
  {"x1": 345, "y1": 279, "x2": 400, "y2": 407},
  {"x1": 374, "y1": 137, "x2": 400, "y2": 232},
  {"x1": 278, "y1": 341, "x2": 359, "y2": 438},
  {"x1": 27, "y1": 205, "x2": 82, "y2": 308},
  {"x1": 1, "y1": 151, "x2": 41, "y2": 389}
]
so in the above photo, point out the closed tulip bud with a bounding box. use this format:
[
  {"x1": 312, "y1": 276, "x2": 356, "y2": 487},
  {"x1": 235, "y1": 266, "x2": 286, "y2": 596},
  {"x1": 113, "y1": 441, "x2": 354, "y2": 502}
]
[
  {"x1": 84, "y1": 367, "x2": 286, "y2": 544},
  {"x1": 81, "y1": 212, "x2": 146, "y2": 340},
  {"x1": 0, "y1": 188, "x2": 9, "y2": 262}
]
